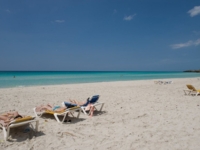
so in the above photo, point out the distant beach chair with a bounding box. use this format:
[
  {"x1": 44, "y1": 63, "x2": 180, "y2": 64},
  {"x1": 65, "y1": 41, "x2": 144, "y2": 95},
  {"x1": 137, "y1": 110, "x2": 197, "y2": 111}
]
[
  {"x1": 154, "y1": 81, "x2": 173, "y2": 85},
  {"x1": 184, "y1": 84, "x2": 200, "y2": 96},
  {"x1": 164, "y1": 81, "x2": 173, "y2": 84},
  {"x1": 154, "y1": 81, "x2": 162, "y2": 84},
  {"x1": 0, "y1": 114, "x2": 39, "y2": 141},
  {"x1": 33, "y1": 105, "x2": 81, "y2": 123}
]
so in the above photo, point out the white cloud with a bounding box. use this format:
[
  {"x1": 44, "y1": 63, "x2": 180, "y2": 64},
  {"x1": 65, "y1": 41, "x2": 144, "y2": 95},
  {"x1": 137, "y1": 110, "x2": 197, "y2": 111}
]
[
  {"x1": 171, "y1": 38, "x2": 200, "y2": 49},
  {"x1": 188, "y1": 6, "x2": 200, "y2": 17},
  {"x1": 55, "y1": 20, "x2": 65, "y2": 23},
  {"x1": 123, "y1": 14, "x2": 136, "y2": 21},
  {"x1": 195, "y1": 39, "x2": 200, "y2": 45},
  {"x1": 193, "y1": 30, "x2": 200, "y2": 35}
]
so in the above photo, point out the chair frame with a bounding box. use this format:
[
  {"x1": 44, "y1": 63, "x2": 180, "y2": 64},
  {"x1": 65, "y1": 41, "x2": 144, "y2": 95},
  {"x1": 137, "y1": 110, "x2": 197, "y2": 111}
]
[
  {"x1": 1, "y1": 117, "x2": 39, "y2": 141},
  {"x1": 33, "y1": 107, "x2": 81, "y2": 123},
  {"x1": 81, "y1": 102, "x2": 104, "y2": 115},
  {"x1": 184, "y1": 85, "x2": 200, "y2": 96}
]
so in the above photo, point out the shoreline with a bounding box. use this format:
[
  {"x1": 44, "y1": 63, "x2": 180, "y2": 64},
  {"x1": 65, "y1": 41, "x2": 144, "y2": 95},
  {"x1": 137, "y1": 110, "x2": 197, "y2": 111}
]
[
  {"x1": 1, "y1": 71, "x2": 200, "y2": 89},
  {"x1": 1, "y1": 76, "x2": 199, "y2": 89},
  {"x1": 0, "y1": 77, "x2": 200, "y2": 150}
]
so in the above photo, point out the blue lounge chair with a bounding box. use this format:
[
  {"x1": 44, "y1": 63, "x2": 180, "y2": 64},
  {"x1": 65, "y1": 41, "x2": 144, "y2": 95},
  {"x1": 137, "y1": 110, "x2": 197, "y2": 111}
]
[
  {"x1": 81, "y1": 95, "x2": 104, "y2": 115},
  {"x1": 63, "y1": 95, "x2": 104, "y2": 116}
]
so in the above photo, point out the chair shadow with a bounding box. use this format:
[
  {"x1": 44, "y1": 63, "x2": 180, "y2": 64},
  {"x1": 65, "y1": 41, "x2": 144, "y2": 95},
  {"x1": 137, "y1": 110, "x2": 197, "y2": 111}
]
[
  {"x1": 63, "y1": 116, "x2": 86, "y2": 124},
  {"x1": 38, "y1": 113, "x2": 86, "y2": 124},
  {"x1": 96, "y1": 110, "x2": 107, "y2": 115},
  {"x1": 87, "y1": 110, "x2": 107, "y2": 116},
  {"x1": 39, "y1": 113, "x2": 56, "y2": 120},
  {"x1": 7, "y1": 124, "x2": 45, "y2": 142}
]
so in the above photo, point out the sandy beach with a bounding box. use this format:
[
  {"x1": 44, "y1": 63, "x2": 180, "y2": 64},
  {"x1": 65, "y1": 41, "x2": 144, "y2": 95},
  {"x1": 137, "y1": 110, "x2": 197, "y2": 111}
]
[{"x1": 0, "y1": 77, "x2": 200, "y2": 150}]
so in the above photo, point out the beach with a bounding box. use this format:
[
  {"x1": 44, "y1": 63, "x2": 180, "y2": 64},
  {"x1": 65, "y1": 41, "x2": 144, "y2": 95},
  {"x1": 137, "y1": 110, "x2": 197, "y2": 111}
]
[{"x1": 0, "y1": 77, "x2": 200, "y2": 150}]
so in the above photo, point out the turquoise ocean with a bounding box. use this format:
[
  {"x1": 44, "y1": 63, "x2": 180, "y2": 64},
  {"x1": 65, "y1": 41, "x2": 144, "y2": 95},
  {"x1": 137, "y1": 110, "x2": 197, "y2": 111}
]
[{"x1": 0, "y1": 71, "x2": 200, "y2": 88}]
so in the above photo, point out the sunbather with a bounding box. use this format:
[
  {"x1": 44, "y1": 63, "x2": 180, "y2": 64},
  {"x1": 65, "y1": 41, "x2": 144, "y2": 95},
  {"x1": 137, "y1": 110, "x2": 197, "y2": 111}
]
[
  {"x1": 34, "y1": 103, "x2": 82, "y2": 123},
  {"x1": 0, "y1": 111, "x2": 22, "y2": 127},
  {"x1": 63, "y1": 98, "x2": 95, "y2": 117},
  {"x1": 64, "y1": 97, "x2": 90, "y2": 107},
  {"x1": 36, "y1": 97, "x2": 94, "y2": 117},
  {"x1": 35, "y1": 104, "x2": 67, "y2": 113}
]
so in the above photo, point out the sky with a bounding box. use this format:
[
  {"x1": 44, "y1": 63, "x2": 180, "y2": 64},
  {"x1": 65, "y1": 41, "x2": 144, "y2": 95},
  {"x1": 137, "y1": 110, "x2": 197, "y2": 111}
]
[{"x1": 0, "y1": 0, "x2": 200, "y2": 71}]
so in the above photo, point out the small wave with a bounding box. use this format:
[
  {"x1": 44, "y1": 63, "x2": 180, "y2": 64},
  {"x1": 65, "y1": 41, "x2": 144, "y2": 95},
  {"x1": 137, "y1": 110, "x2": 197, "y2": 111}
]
[{"x1": 18, "y1": 85, "x2": 25, "y2": 88}]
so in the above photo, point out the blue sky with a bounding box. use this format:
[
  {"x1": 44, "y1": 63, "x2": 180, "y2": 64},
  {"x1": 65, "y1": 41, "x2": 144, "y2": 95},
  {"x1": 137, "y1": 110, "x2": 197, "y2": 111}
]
[{"x1": 0, "y1": 0, "x2": 200, "y2": 71}]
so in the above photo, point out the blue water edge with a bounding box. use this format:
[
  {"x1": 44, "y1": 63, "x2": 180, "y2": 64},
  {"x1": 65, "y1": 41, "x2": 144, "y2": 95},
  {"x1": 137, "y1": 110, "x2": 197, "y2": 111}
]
[{"x1": 0, "y1": 71, "x2": 199, "y2": 88}]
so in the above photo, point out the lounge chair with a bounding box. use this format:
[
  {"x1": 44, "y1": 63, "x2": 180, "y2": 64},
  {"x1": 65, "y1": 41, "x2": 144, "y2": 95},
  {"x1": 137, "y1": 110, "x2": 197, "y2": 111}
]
[
  {"x1": 184, "y1": 84, "x2": 200, "y2": 96},
  {"x1": 33, "y1": 106, "x2": 81, "y2": 123},
  {"x1": 154, "y1": 81, "x2": 173, "y2": 84},
  {"x1": 154, "y1": 81, "x2": 163, "y2": 84},
  {"x1": 81, "y1": 95, "x2": 104, "y2": 116},
  {"x1": 164, "y1": 81, "x2": 173, "y2": 84},
  {"x1": 0, "y1": 116, "x2": 39, "y2": 141}
]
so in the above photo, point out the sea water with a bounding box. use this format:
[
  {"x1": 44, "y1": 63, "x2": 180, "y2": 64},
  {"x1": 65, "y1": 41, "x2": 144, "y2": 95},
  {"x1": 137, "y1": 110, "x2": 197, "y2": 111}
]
[{"x1": 0, "y1": 71, "x2": 199, "y2": 88}]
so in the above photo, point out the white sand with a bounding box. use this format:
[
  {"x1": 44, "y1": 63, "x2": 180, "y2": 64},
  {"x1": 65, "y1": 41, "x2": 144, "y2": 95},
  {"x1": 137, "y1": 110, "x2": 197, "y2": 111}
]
[{"x1": 0, "y1": 78, "x2": 200, "y2": 150}]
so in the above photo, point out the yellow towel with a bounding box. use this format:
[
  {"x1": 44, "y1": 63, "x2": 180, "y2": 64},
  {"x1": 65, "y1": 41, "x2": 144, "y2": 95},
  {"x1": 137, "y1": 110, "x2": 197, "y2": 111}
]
[
  {"x1": 45, "y1": 110, "x2": 66, "y2": 114},
  {"x1": 68, "y1": 106, "x2": 80, "y2": 110},
  {"x1": 13, "y1": 116, "x2": 34, "y2": 123}
]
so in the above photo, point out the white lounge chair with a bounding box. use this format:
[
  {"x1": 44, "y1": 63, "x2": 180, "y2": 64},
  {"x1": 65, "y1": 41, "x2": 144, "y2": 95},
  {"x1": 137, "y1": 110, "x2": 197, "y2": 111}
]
[
  {"x1": 184, "y1": 84, "x2": 200, "y2": 96},
  {"x1": 81, "y1": 95, "x2": 104, "y2": 116},
  {"x1": 0, "y1": 116, "x2": 39, "y2": 141},
  {"x1": 154, "y1": 81, "x2": 173, "y2": 85},
  {"x1": 33, "y1": 106, "x2": 81, "y2": 123},
  {"x1": 164, "y1": 81, "x2": 173, "y2": 84}
]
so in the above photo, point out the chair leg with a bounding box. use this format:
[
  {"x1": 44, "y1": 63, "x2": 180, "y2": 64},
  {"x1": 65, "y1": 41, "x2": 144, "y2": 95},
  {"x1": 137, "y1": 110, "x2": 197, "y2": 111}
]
[
  {"x1": 99, "y1": 103, "x2": 104, "y2": 111},
  {"x1": 54, "y1": 114, "x2": 61, "y2": 123},
  {"x1": 62, "y1": 113, "x2": 69, "y2": 123},
  {"x1": 3, "y1": 127, "x2": 8, "y2": 141},
  {"x1": 81, "y1": 107, "x2": 88, "y2": 115},
  {"x1": 76, "y1": 109, "x2": 81, "y2": 118},
  {"x1": 29, "y1": 120, "x2": 39, "y2": 132},
  {"x1": 69, "y1": 112, "x2": 74, "y2": 117},
  {"x1": 35, "y1": 120, "x2": 39, "y2": 131}
]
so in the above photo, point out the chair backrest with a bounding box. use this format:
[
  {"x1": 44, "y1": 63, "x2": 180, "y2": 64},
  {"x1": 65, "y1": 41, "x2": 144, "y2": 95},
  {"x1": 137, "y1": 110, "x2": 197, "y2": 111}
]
[
  {"x1": 89, "y1": 95, "x2": 100, "y2": 103},
  {"x1": 82, "y1": 99, "x2": 90, "y2": 107},
  {"x1": 81, "y1": 95, "x2": 100, "y2": 106},
  {"x1": 186, "y1": 85, "x2": 196, "y2": 91}
]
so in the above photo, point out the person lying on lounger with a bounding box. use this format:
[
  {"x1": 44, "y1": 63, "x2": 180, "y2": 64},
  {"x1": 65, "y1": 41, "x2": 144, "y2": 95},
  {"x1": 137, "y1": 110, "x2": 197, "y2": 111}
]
[
  {"x1": 63, "y1": 97, "x2": 90, "y2": 107},
  {"x1": 36, "y1": 97, "x2": 94, "y2": 116},
  {"x1": 63, "y1": 98, "x2": 95, "y2": 117},
  {"x1": 35, "y1": 100, "x2": 85, "y2": 113},
  {"x1": 35, "y1": 104, "x2": 67, "y2": 113},
  {"x1": 0, "y1": 111, "x2": 22, "y2": 127}
]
